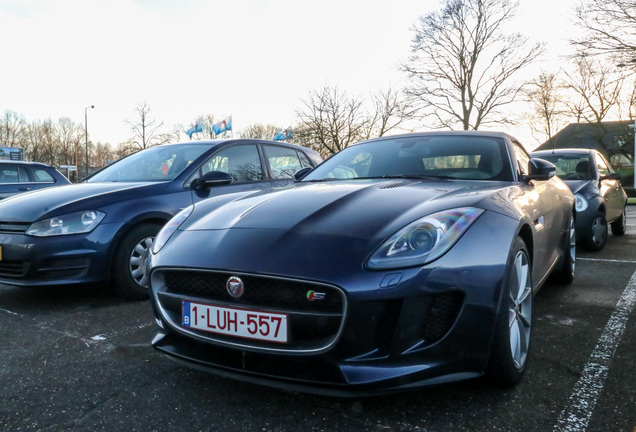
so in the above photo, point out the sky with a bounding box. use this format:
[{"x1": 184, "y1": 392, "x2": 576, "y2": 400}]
[{"x1": 0, "y1": 0, "x2": 581, "y2": 149}]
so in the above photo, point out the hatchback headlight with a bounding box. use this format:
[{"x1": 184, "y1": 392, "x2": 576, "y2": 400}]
[
  {"x1": 574, "y1": 193, "x2": 588, "y2": 212},
  {"x1": 26, "y1": 210, "x2": 106, "y2": 237},
  {"x1": 152, "y1": 206, "x2": 194, "y2": 254},
  {"x1": 367, "y1": 207, "x2": 484, "y2": 269}
]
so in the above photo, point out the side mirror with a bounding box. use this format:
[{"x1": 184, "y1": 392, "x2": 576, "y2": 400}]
[
  {"x1": 294, "y1": 167, "x2": 312, "y2": 181},
  {"x1": 524, "y1": 158, "x2": 555, "y2": 182},
  {"x1": 190, "y1": 171, "x2": 233, "y2": 190},
  {"x1": 601, "y1": 172, "x2": 622, "y2": 181}
]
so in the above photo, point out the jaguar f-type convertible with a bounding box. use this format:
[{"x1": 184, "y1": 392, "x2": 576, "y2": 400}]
[{"x1": 148, "y1": 131, "x2": 576, "y2": 396}]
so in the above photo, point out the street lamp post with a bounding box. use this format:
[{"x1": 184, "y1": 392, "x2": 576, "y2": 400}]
[{"x1": 85, "y1": 105, "x2": 94, "y2": 178}]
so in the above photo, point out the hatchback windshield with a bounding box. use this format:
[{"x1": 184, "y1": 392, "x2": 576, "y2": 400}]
[
  {"x1": 303, "y1": 135, "x2": 513, "y2": 182},
  {"x1": 535, "y1": 154, "x2": 592, "y2": 181},
  {"x1": 87, "y1": 144, "x2": 212, "y2": 182}
]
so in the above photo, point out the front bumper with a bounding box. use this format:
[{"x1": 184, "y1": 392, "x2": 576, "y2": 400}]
[
  {"x1": 149, "y1": 211, "x2": 517, "y2": 395},
  {"x1": 0, "y1": 223, "x2": 122, "y2": 287}
]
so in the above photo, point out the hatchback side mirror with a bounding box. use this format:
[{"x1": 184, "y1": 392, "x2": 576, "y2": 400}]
[
  {"x1": 524, "y1": 158, "x2": 556, "y2": 182},
  {"x1": 191, "y1": 171, "x2": 233, "y2": 190},
  {"x1": 601, "y1": 172, "x2": 622, "y2": 181}
]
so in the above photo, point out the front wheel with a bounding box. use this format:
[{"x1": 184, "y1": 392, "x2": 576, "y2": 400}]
[
  {"x1": 582, "y1": 211, "x2": 607, "y2": 251},
  {"x1": 487, "y1": 237, "x2": 533, "y2": 386},
  {"x1": 112, "y1": 223, "x2": 162, "y2": 300},
  {"x1": 610, "y1": 207, "x2": 627, "y2": 236}
]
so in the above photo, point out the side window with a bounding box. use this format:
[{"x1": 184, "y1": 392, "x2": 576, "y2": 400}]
[
  {"x1": 513, "y1": 142, "x2": 529, "y2": 176},
  {"x1": 201, "y1": 145, "x2": 264, "y2": 182},
  {"x1": 263, "y1": 145, "x2": 303, "y2": 179},
  {"x1": 298, "y1": 151, "x2": 313, "y2": 169},
  {"x1": 0, "y1": 165, "x2": 19, "y2": 183},
  {"x1": 596, "y1": 153, "x2": 611, "y2": 177},
  {"x1": 31, "y1": 168, "x2": 55, "y2": 183}
]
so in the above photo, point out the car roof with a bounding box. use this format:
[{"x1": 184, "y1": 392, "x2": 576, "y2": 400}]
[
  {"x1": 163, "y1": 138, "x2": 311, "y2": 149},
  {"x1": 0, "y1": 160, "x2": 56, "y2": 168},
  {"x1": 532, "y1": 148, "x2": 596, "y2": 156},
  {"x1": 356, "y1": 130, "x2": 519, "y2": 145}
]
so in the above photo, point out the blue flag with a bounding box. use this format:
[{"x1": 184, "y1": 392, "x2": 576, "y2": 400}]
[
  {"x1": 273, "y1": 126, "x2": 292, "y2": 141},
  {"x1": 213, "y1": 116, "x2": 232, "y2": 135},
  {"x1": 186, "y1": 123, "x2": 203, "y2": 139}
]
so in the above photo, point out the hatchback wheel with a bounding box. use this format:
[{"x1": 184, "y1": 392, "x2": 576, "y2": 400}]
[
  {"x1": 113, "y1": 223, "x2": 162, "y2": 300},
  {"x1": 610, "y1": 208, "x2": 627, "y2": 236},
  {"x1": 583, "y1": 211, "x2": 607, "y2": 251}
]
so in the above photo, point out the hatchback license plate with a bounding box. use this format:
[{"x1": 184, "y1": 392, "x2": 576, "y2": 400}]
[{"x1": 182, "y1": 301, "x2": 288, "y2": 343}]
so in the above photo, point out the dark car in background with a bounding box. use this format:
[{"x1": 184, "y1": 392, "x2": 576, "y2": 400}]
[
  {"x1": 149, "y1": 131, "x2": 575, "y2": 395},
  {"x1": 0, "y1": 160, "x2": 70, "y2": 200},
  {"x1": 0, "y1": 139, "x2": 321, "y2": 299},
  {"x1": 532, "y1": 148, "x2": 627, "y2": 251}
]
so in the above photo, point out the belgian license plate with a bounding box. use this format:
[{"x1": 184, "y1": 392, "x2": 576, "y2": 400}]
[{"x1": 182, "y1": 301, "x2": 288, "y2": 343}]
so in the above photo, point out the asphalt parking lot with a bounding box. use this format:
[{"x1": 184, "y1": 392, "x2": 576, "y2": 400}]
[{"x1": 1, "y1": 209, "x2": 636, "y2": 432}]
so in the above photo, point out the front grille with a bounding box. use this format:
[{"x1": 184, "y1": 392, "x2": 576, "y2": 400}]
[
  {"x1": 0, "y1": 222, "x2": 30, "y2": 234},
  {"x1": 154, "y1": 269, "x2": 346, "y2": 354}
]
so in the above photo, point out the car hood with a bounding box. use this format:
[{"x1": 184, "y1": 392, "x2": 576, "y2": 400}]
[
  {"x1": 562, "y1": 179, "x2": 593, "y2": 195},
  {"x1": 186, "y1": 179, "x2": 513, "y2": 238},
  {"x1": 158, "y1": 179, "x2": 517, "y2": 280},
  {"x1": 0, "y1": 182, "x2": 169, "y2": 222}
]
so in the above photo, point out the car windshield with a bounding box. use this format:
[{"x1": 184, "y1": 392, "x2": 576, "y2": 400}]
[
  {"x1": 535, "y1": 154, "x2": 592, "y2": 181},
  {"x1": 86, "y1": 144, "x2": 212, "y2": 182},
  {"x1": 303, "y1": 135, "x2": 513, "y2": 182}
]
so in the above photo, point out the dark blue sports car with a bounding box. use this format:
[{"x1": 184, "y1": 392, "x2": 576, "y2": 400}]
[
  {"x1": 0, "y1": 139, "x2": 320, "y2": 299},
  {"x1": 148, "y1": 132, "x2": 575, "y2": 395}
]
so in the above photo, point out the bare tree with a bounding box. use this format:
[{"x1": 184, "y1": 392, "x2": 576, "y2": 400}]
[
  {"x1": 125, "y1": 101, "x2": 170, "y2": 150},
  {"x1": 402, "y1": 0, "x2": 544, "y2": 130},
  {"x1": 239, "y1": 123, "x2": 280, "y2": 140},
  {"x1": 38, "y1": 119, "x2": 59, "y2": 166},
  {"x1": 617, "y1": 77, "x2": 636, "y2": 120},
  {"x1": 562, "y1": 57, "x2": 624, "y2": 126},
  {"x1": 524, "y1": 72, "x2": 566, "y2": 146},
  {"x1": 573, "y1": 0, "x2": 636, "y2": 64},
  {"x1": 55, "y1": 117, "x2": 83, "y2": 169},
  {"x1": 362, "y1": 88, "x2": 414, "y2": 140},
  {"x1": 0, "y1": 110, "x2": 26, "y2": 148},
  {"x1": 93, "y1": 142, "x2": 116, "y2": 168},
  {"x1": 295, "y1": 85, "x2": 367, "y2": 157}
]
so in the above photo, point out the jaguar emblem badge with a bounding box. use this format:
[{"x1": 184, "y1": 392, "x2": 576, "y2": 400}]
[{"x1": 226, "y1": 276, "x2": 244, "y2": 298}]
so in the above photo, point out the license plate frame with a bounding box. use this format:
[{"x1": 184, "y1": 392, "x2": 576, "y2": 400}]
[{"x1": 181, "y1": 301, "x2": 288, "y2": 343}]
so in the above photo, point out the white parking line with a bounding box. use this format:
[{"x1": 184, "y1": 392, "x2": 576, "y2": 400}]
[
  {"x1": 578, "y1": 257, "x2": 636, "y2": 264},
  {"x1": 553, "y1": 270, "x2": 636, "y2": 432}
]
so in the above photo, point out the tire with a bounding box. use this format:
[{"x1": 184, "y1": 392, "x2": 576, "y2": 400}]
[
  {"x1": 610, "y1": 207, "x2": 627, "y2": 236},
  {"x1": 582, "y1": 211, "x2": 607, "y2": 251},
  {"x1": 112, "y1": 223, "x2": 162, "y2": 300},
  {"x1": 487, "y1": 237, "x2": 533, "y2": 386},
  {"x1": 554, "y1": 213, "x2": 575, "y2": 284}
]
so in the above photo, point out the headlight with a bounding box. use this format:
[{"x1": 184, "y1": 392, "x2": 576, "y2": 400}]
[
  {"x1": 152, "y1": 206, "x2": 194, "y2": 254},
  {"x1": 26, "y1": 211, "x2": 105, "y2": 237},
  {"x1": 574, "y1": 193, "x2": 588, "y2": 212},
  {"x1": 367, "y1": 207, "x2": 484, "y2": 269}
]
